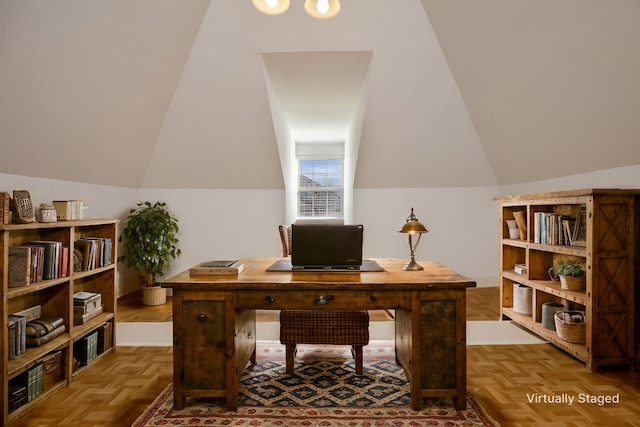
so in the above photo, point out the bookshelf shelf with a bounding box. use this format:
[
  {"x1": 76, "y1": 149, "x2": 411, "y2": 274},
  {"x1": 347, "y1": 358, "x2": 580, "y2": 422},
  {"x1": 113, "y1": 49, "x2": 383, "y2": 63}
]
[
  {"x1": 1, "y1": 219, "x2": 118, "y2": 424},
  {"x1": 497, "y1": 189, "x2": 639, "y2": 371}
]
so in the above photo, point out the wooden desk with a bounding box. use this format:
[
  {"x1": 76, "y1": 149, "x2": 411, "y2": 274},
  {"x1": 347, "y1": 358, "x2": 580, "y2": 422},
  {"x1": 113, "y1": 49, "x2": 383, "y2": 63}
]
[{"x1": 162, "y1": 258, "x2": 476, "y2": 411}]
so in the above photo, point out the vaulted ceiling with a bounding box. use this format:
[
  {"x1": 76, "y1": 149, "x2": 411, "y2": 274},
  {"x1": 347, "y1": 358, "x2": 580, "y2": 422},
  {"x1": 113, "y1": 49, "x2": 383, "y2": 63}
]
[{"x1": 1, "y1": 0, "x2": 639, "y2": 189}]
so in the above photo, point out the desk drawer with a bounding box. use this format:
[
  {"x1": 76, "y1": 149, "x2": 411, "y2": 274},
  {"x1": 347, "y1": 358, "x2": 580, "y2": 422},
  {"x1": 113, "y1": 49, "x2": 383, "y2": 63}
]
[{"x1": 236, "y1": 290, "x2": 408, "y2": 310}]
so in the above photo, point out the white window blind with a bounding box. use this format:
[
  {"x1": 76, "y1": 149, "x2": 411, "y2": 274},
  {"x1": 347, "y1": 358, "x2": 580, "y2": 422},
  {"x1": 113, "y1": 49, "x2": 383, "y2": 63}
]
[{"x1": 297, "y1": 158, "x2": 344, "y2": 219}]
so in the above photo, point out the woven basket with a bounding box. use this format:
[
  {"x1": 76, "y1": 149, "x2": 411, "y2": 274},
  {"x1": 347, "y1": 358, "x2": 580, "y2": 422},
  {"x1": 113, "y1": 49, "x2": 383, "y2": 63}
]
[
  {"x1": 513, "y1": 284, "x2": 532, "y2": 316},
  {"x1": 554, "y1": 311, "x2": 586, "y2": 343},
  {"x1": 142, "y1": 286, "x2": 167, "y2": 306},
  {"x1": 8, "y1": 246, "x2": 30, "y2": 287},
  {"x1": 559, "y1": 275, "x2": 586, "y2": 291}
]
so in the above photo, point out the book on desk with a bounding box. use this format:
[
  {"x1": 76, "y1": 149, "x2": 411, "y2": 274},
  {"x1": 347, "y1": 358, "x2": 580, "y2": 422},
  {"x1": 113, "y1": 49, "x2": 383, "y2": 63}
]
[{"x1": 189, "y1": 260, "x2": 245, "y2": 276}]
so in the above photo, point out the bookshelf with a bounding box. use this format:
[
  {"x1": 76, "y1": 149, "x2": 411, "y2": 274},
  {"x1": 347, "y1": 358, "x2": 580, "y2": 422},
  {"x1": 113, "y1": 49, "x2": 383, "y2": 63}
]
[
  {"x1": 1, "y1": 219, "x2": 118, "y2": 424},
  {"x1": 497, "y1": 189, "x2": 639, "y2": 371}
]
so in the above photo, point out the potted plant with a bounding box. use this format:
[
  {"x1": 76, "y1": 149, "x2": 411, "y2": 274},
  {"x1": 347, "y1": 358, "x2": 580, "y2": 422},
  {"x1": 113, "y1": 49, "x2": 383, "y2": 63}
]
[
  {"x1": 549, "y1": 259, "x2": 586, "y2": 291},
  {"x1": 118, "y1": 201, "x2": 181, "y2": 306}
]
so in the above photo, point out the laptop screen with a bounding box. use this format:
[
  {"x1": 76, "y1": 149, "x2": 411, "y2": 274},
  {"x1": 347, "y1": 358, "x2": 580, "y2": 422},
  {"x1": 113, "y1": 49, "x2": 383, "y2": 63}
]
[{"x1": 290, "y1": 224, "x2": 364, "y2": 270}]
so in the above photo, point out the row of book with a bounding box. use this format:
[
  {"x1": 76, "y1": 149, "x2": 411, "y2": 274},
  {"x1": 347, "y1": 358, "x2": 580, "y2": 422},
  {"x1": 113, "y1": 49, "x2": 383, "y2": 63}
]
[
  {"x1": 74, "y1": 330, "x2": 99, "y2": 366},
  {"x1": 74, "y1": 237, "x2": 113, "y2": 272},
  {"x1": 533, "y1": 212, "x2": 578, "y2": 246},
  {"x1": 7, "y1": 315, "x2": 26, "y2": 360},
  {"x1": 8, "y1": 241, "x2": 69, "y2": 287},
  {"x1": 7, "y1": 237, "x2": 113, "y2": 287}
]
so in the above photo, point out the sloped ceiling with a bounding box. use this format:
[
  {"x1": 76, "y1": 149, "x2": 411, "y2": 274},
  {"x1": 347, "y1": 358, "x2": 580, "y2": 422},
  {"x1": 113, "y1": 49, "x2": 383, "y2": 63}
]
[
  {"x1": 1, "y1": 0, "x2": 639, "y2": 189},
  {"x1": 421, "y1": 0, "x2": 640, "y2": 184}
]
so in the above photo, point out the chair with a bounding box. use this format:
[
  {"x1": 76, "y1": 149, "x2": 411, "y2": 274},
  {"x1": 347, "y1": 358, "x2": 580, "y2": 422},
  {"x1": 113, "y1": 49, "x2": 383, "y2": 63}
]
[{"x1": 277, "y1": 225, "x2": 370, "y2": 374}]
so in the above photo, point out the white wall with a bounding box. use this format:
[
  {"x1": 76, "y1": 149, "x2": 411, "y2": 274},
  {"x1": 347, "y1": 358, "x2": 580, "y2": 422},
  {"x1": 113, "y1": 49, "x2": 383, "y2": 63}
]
[
  {"x1": 355, "y1": 187, "x2": 500, "y2": 287},
  {"x1": 1, "y1": 173, "x2": 139, "y2": 295},
  {"x1": 7, "y1": 164, "x2": 639, "y2": 297},
  {"x1": 498, "y1": 164, "x2": 640, "y2": 197},
  {"x1": 141, "y1": 186, "x2": 501, "y2": 289}
]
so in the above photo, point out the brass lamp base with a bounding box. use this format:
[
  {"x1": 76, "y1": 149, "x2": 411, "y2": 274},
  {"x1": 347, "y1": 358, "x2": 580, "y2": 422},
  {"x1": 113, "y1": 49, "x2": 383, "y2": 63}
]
[{"x1": 402, "y1": 259, "x2": 423, "y2": 271}]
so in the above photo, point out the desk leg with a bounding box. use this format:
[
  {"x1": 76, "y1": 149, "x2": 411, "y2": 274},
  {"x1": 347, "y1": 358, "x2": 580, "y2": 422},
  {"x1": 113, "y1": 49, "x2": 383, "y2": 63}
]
[
  {"x1": 416, "y1": 290, "x2": 467, "y2": 411},
  {"x1": 455, "y1": 289, "x2": 467, "y2": 410},
  {"x1": 172, "y1": 291, "x2": 185, "y2": 410},
  {"x1": 225, "y1": 293, "x2": 239, "y2": 411}
]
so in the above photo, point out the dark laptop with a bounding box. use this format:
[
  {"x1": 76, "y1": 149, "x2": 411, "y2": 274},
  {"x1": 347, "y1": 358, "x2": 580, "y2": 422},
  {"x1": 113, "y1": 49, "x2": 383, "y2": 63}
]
[{"x1": 291, "y1": 224, "x2": 363, "y2": 270}]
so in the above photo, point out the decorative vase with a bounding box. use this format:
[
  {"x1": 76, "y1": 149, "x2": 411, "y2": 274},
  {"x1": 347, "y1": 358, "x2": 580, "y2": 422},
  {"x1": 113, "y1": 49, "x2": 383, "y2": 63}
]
[{"x1": 142, "y1": 285, "x2": 167, "y2": 306}]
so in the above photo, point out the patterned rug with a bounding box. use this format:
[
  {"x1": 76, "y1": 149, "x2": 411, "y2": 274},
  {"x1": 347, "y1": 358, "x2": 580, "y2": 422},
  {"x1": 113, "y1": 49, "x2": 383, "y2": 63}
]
[{"x1": 133, "y1": 341, "x2": 497, "y2": 427}]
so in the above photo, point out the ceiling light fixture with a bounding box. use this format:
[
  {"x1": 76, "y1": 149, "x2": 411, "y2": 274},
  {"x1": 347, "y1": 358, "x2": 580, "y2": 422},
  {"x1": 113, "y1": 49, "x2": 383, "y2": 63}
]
[
  {"x1": 252, "y1": 0, "x2": 290, "y2": 15},
  {"x1": 253, "y1": 0, "x2": 340, "y2": 19}
]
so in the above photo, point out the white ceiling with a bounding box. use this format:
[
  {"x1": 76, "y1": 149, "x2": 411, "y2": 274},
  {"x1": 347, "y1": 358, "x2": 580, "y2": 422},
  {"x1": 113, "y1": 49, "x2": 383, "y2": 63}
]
[{"x1": 1, "y1": 0, "x2": 639, "y2": 189}]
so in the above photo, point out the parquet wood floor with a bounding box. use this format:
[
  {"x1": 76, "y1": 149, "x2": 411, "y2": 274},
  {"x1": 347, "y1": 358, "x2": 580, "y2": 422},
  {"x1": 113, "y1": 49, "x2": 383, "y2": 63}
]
[{"x1": 10, "y1": 287, "x2": 640, "y2": 426}]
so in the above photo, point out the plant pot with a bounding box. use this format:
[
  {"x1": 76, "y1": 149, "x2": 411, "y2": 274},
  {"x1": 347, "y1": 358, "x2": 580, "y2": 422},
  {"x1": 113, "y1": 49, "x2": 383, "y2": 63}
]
[
  {"x1": 142, "y1": 285, "x2": 167, "y2": 306},
  {"x1": 559, "y1": 275, "x2": 586, "y2": 291}
]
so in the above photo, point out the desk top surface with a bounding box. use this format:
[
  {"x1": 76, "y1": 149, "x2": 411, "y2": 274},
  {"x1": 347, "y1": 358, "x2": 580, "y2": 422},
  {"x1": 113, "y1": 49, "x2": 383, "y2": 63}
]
[{"x1": 162, "y1": 258, "x2": 476, "y2": 291}]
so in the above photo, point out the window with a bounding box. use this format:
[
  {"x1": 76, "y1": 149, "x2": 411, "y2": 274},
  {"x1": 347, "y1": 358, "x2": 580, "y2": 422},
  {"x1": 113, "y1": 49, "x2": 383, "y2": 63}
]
[{"x1": 298, "y1": 158, "x2": 343, "y2": 219}]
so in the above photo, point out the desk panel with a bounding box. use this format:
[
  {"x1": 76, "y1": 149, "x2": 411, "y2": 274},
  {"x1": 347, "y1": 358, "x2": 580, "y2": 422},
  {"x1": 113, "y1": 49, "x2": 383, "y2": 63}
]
[{"x1": 236, "y1": 290, "x2": 408, "y2": 310}]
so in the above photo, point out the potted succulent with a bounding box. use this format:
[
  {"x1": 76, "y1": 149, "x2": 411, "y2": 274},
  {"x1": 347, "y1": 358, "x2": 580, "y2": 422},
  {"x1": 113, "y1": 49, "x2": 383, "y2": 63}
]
[
  {"x1": 118, "y1": 201, "x2": 181, "y2": 306},
  {"x1": 549, "y1": 259, "x2": 586, "y2": 291}
]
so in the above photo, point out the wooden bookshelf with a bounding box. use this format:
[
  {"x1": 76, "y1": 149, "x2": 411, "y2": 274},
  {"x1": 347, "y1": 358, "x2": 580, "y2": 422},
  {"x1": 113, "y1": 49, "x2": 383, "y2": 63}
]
[
  {"x1": 496, "y1": 189, "x2": 639, "y2": 371},
  {"x1": 1, "y1": 219, "x2": 118, "y2": 425}
]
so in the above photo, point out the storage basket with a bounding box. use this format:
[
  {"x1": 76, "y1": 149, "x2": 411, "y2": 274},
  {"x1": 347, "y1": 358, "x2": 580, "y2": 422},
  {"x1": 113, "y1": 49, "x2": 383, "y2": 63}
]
[
  {"x1": 554, "y1": 311, "x2": 586, "y2": 343},
  {"x1": 42, "y1": 351, "x2": 62, "y2": 391},
  {"x1": 559, "y1": 275, "x2": 586, "y2": 291},
  {"x1": 542, "y1": 302, "x2": 565, "y2": 330},
  {"x1": 8, "y1": 246, "x2": 30, "y2": 287},
  {"x1": 513, "y1": 284, "x2": 532, "y2": 316}
]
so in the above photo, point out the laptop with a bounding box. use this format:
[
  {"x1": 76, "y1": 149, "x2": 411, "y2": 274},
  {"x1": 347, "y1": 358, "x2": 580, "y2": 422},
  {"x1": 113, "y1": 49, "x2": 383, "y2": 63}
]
[{"x1": 291, "y1": 224, "x2": 364, "y2": 270}]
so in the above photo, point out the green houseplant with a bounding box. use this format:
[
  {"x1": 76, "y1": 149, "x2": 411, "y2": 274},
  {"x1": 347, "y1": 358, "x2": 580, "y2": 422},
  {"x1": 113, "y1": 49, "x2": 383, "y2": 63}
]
[
  {"x1": 549, "y1": 259, "x2": 586, "y2": 291},
  {"x1": 118, "y1": 201, "x2": 181, "y2": 305}
]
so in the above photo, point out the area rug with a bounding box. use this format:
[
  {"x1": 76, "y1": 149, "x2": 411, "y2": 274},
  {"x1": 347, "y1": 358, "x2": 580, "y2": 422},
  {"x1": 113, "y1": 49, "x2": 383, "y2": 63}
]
[{"x1": 133, "y1": 341, "x2": 496, "y2": 427}]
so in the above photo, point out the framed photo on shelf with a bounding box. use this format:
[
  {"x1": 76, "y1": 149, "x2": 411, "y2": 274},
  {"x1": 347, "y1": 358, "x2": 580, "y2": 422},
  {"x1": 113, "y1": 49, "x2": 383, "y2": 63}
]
[{"x1": 572, "y1": 210, "x2": 587, "y2": 247}]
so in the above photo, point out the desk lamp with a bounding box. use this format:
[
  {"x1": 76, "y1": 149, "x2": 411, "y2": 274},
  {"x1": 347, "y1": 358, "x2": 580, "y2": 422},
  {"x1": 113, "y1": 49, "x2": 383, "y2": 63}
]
[{"x1": 398, "y1": 208, "x2": 429, "y2": 271}]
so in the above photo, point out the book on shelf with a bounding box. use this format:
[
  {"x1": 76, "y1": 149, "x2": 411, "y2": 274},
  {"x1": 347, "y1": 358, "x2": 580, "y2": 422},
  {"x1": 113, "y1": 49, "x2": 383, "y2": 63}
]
[
  {"x1": 514, "y1": 263, "x2": 527, "y2": 275},
  {"x1": 74, "y1": 331, "x2": 98, "y2": 365},
  {"x1": 8, "y1": 315, "x2": 26, "y2": 359},
  {"x1": 22, "y1": 241, "x2": 62, "y2": 281},
  {"x1": 52, "y1": 200, "x2": 84, "y2": 220},
  {"x1": 533, "y1": 212, "x2": 573, "y2": 246},
  {"x1": 74, "y1": 237, "x2": 113, "y2": 271},
  {"x1": 1, "y1": 192, "x2": 10, "y2": 224},
  {"x1": 189, "y1": 260, "x2": 245, "y2": 276}
]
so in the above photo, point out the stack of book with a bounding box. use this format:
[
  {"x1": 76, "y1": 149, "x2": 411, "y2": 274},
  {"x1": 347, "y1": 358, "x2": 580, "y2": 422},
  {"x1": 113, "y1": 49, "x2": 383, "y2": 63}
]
[
  {"x1": 25, "y1": 317, "x2": 65, "y2": 348},
  {"x1": 189, "y1": 260, "x2": 245, "y2": 276},
  {"x1": 514, "y1": 263, "x2": 527, "y2": 275},
  {"x1": 8, "y1": 385, "x2": 27, "y2": 413},
  {"x1": 73, "y1": 291, "x2": 103, "y2": 325}
]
